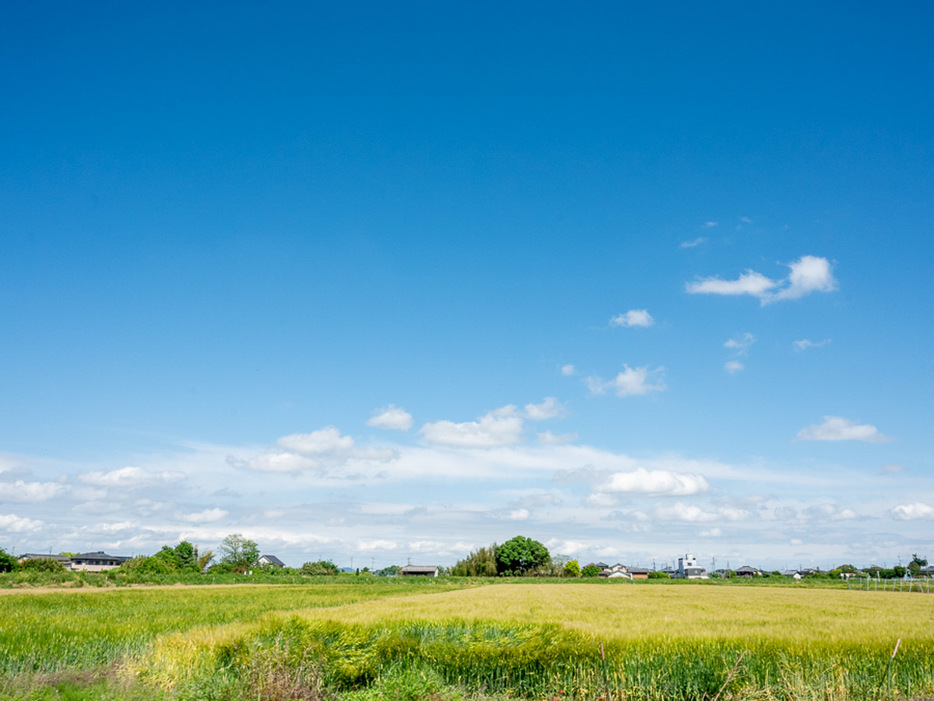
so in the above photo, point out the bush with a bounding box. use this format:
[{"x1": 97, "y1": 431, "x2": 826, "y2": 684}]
[
  {"x1": 300, "y1": 560, "x2": 339, "y2": 576},
  {"x1": 19, "y1": 557, "x2": 67, "y2": 573}
]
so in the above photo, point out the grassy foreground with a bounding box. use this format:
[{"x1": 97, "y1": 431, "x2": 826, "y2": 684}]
[{"x1": 3, "y1": 579, "x2": 932, "y2": 700}]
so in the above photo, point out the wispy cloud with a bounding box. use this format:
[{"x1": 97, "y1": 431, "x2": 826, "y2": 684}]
[
  {"x1": 793, "y1": 338, "x2": 831, "y2": 352},
  {"x1": 366, "y1": 405, "x2": 414, "y2": 431},
  {"x1": 724, "y1": 332, "x2": 755, "y2": 355},
  {"x1": 680, "y1": 237, "x2": 707, "y2": 249},
  {"x1": 610, "y1": 309, "x2": 654, "y2": 328},
  {"x1": 523, "y1": 397, "x2": 565, "y2": 421},
  {"x1": 79, "y1": 466, "x2": 185, "y2": 488},
  {"x1": 586, "y1": 365, "x2": 666, "y2": 397},
  {"x1": 724, "y1": 360, "x2": 744, "y2": 374},
  {"x1": 686, "y1": 255, "x2": 837, "y2": 305},
  {"x1": 278, "y1": 427, "x2": 355, "y2": 455},
  {"x1": 703, "y1": 221, "x2": 718, "y2": 228},
  {"x1": 560, "y1": 364, "x2": 577, "y2": 376},
  {"x1": 796, "y1": 416, "x2": 891, "y2": 443}
]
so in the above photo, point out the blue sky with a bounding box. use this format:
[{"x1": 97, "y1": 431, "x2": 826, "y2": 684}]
[{"x1": 2, "y1": 2, "x2": 933, "y2": 570}]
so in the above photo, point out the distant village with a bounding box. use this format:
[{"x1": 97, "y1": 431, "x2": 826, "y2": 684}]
[{"x1": 7, "y1": 548, "x2": 933, "y2": 582}]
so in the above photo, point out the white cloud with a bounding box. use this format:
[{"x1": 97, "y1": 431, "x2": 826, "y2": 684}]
[
  {"x1": 596, "y1": 468, "x2": 709, "y2": 496},
  {"x1": 771, "y1": 255, "x2": 837, "y2": 301},
  {"x1": 2, "y1": 480, "x2": 67, "y2": 503},
  {"x1": 724, "y1": 332, "x2": 755, "y2": 355},
  {"x1": 537, "y1": 431, "x2": 578, "y2": 445},
  {"x1": 686, "y1": 270, "x2": 777, "y2": 297},
  {"x1": 685, "y1": 255, "x2": 837, "y2": 305},
  {"x1": 506, "y1": 508, "x2": 530, "y2": 521},
  {"x1": 79, "y1": 466, "x2": 185, "y2": 488},
  {"x1": 680, "y1": 237, "x2": 707, "y2": 249},
  {"x1": 703, "y1": 221, "x2": 718, "y2": 228},
  {"x1": 655, "y1": 503, "x2": 750, "y2": 523},
  {"x1": 366, "y1": 405, "x2": 414, "y2": 431},
  {"x1": 0, "y1": 512, "x2": 44, "y2": 533},
  {"x1": 587, "y1": 365, "x2": 666, "y2": 397},
  {"x1": 420, "y1": 406, "x2": 524, "y2": 448},
  {"x1": 180, "y1": 508, "x2": 228, "y2": 523},
  {"x1": 794, "y1": 338, "x2": 830, "y2": 352},
  {"x1": 700, "y1": 528, "x2": 722, "y2": 537},
  {"x1": 243, "y1": 452, "x2": 318, "y2": 473},
  {"x1": 724, "y1": 361, "x2": 744, "y2": 374},
  {"x1": 278, "y1": 426, "x2": 354, "y2": 455},
  {"x1": 523, "y1": 397, "x2": 565, "y2": 421},
  {"x1": 892, "y1": 503, "x2": 934, "y2": 520},
  {"x1": 740, "y1": 217, "x2": 752, "y2": 224},
  {"x1": 610, "y1": 309, "x2": 654, "y2": 328},
  {"x1": 357, "y1": 539, "x2": 398, "y2": 551},
  {"x1": 796, "y1": 416, "x2": 891, "y2": 443},
  {"x1": 560, "y1": 364, "x2": 577, "y2": 376}
]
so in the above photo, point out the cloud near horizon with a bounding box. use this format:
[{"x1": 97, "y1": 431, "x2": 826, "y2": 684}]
[
  {"x1": 366, "y1": 405, "x2": 414, "y2": 431},
  {"x1": 796, "y1": 416, "x2": 891, "y2": 443},
  {"x1": 595, "y1": 468, "x2": 709, "y2": 496}
]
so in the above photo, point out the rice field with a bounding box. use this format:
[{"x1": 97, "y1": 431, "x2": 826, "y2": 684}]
[{"x1": 3, "y1": 579, "x2": 933, "y2": 700}]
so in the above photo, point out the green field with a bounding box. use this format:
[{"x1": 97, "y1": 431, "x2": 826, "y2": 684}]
[{"x1": 2, "y1": 579, "x2": 932, "y2": 700}]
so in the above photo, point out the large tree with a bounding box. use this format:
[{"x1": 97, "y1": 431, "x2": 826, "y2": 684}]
[
  {"x1": 495, "y1": 536, "x2": 550, "y2": 576},
  {"x1": 218, "y1": 534, "x2": 260, "y2": 572}
]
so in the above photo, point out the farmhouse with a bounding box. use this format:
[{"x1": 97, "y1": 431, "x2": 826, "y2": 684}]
[
  {"x1": 257, "y1": 554, "x2": 286, "y2": 568},
  {"x1": 69, "y1": 551, "x2": 131, "y2": 572},
  {"x1": 17, "y1": 553, "x2": 71, "y2": 565},
  {"x1": 399, "y1": 565, "x2": 439, "y2": 577},
  {"x1": 735, "y1": 565, "x2": 763, "y2": 577}
]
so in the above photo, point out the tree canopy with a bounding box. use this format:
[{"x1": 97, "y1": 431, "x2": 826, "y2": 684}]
[
  {"x1": 494, "y1": 536, "x2": 550, "y2": 576},
  {"x1": 218, "y1": 534, "x2": 260, "y2": 572}
]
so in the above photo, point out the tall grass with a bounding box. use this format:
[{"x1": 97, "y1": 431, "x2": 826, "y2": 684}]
[
  {"x1": 0, "y1": 579, "x2": 470, "y2": 677},
  {"x1": 127, "y1": 583, "x2": 934, "y2": 700}
]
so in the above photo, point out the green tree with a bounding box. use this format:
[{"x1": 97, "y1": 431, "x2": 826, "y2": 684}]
[
  {"x1": 219, "y1": 534, "x2": 260, "y2": 573},
  {"x1": 495, "y1": 536, "x2": 550, "y2": 576},
  {"x1": 563, "y1": 560, "x2": 581, "y2": 577},
  {"x1": 908, "y1": 554, "x2": 927, "y2": 576},
  {"x1": 0, "y1": 547, "x2": 18, "y2": 573},
  {"x1": 175, "y1": 541, "x2": 198, "y2": 571},
  {"x1": 450, "y1": 545, "x2": 499, "y2": 577},
  {"x1": 581, "y1": 564, "x2": 601, "y2": 578}
]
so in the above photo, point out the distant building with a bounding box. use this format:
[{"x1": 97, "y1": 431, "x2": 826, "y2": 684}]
[
  {"x1": 258, "y1": 554, "x2": 286, "y2": 568},
  {"x1": 676, "y1": 554, "x2": 708, "y2": 579},
  {"x1": 17, "y1": 553, "x2": 71, "y2": 565},
  {"x1": 69, "y1": 551, "x2": 130, "y2": 572},
  {"x1": 735, "y1": 565, "x2": 762, "y2": 577},
  {"x1": 399, "y1": 565, "x2": 439, "y2": 577}
]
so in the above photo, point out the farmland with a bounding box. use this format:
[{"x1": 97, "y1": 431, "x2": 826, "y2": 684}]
[{"x1": 2, "y1": 578, "x2": 932, "y2": 700}]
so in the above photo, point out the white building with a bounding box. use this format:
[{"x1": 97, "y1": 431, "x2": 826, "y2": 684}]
[{"x1": 676, "y1": 553, "x2": 708, "y2": 579}]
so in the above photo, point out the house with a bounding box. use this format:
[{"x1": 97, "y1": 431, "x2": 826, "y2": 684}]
[
  {"x1": 782, "y1": 570, "x2": 803, "y2": 580},
  {"x1": 399, "y1": 565, "x2": 439, "y2": 577},
  {"x1": 258, "y1": 554, "x2": 286, "y2": 568},
  {"x1": 68, "y1": 551, "x2": 130, "y2": 572},
  {"x1": 920, "y1": 565, "x2": 934, "y2": 577},
  {"x1": 675, "y1": 554, "x2": 708, "y2": 579},
  {"x1": 17, "y1": 553, "x2": 71, "y2": 565},
  {"x1": 627, "y1": 567, "x2": 650, "y2": 580},
  {"x1": 735, "y1": 565, "x2": 762, "y2": 578}
]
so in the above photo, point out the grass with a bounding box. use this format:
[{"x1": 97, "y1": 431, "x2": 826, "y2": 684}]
[{"x1": 3, "y1": 578, "x2": 933, "y2": 700}]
